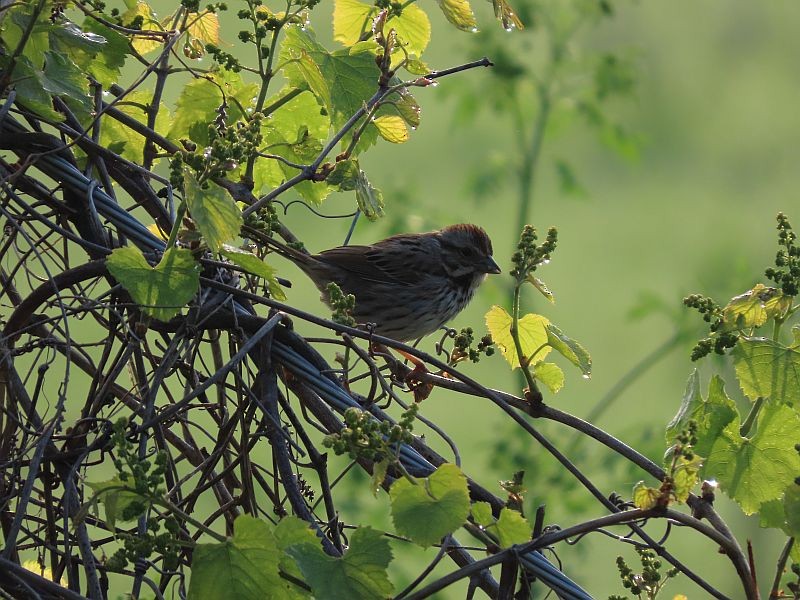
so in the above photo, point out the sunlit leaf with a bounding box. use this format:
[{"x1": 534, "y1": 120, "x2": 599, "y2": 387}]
[
  {"x1": 495, "y1": 508, "x2": 530, "y2": 547},
  {"x1": 471, "y1": 501, "x2": 493, "y2": 527},
  {"x1": 390, "y1": 464, "x2": 470, "y2": 547},
  {"x1": 219, "y1": 245, "x2": 286, "y2": 300},
  {"x1": 485, "y1": 305, "x2": 551, "y2": 369},
  {"x1": 186, "y1": 10, "x2": 219, "y2": 46},
  {"x1": 286, "y1": 527, "x2": 393, "y2": 599},
  {"x1": 189, "y1": 515, "x2": 301, "y2": 600},
  {"x1": 666, "y1": 372, "x2": 738, "y2": 460},
  {"x1": 184, "y1": 173, "x2": 242, "y2": 252},
  {"x1": 721, "y1": 284, "x2": 786, "y2": 331},
  {"x1": 672, "y1": 455, "x2": 702, "y2": 503},
  {"x1": 533, "y1": 362, "x2": 564, "y2": 394},
  {"x1": 121, "y1": 1, "x2": 165, "y2": 55},
  {"x1": 703, "y1": 402, "x2": 800, "y2": 514},
  {"x1": 373, "y1": 115, "x2": 409, "y2": 143},
  {"x1": 333, "y1": 0, "x2": 375, "y2": 46},
  {"x1": 632, "y1": 481, "x2": 660, "y2": 510},
  {"x1": 107, "y1": 247, "x2": 200, "y2": 321},
  {"x1": 733, "y1": 337, "x2": 800, "y2": 405},
  {"x1": 436, "y1": 0, "x2": 478, "y2": 32},
  {"x1": 545, "y1": 323, "x2": 591, "y2": 377},
  {"x1": 168, "y1": 70, "x2": 257, "y2": 145}
]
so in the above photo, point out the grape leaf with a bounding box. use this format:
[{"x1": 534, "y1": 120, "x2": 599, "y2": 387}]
[
  {"x1": 533, "y1": 362, "x2": 564, "y2": 394},
  {"x1": 184, "y1": 173, "x2": 242, "y2": 252},
  {"x1": 666, "y1": 372, "x2": 738, "y2": 460},
  {"x1": 485, "y1": 305, "x2": 551, "y2": 369},
  {"x1": 721, "y1": 284, "x2": 788, "y2": 331},
  {"x1": 471, "y1": 501, "x2": 493, "y2": 527},
  {"x1": 373, "y1": 115, "x2": 409, "y2": 143},
  {"x1": 436, "y1": 0, "x2": 478, "y2": 32},
  {"x1": 168, "y1": 70, "x2": 257, "y2": 145},
  {"x1": 219, "y1": 245, "x2": 286, "y2": 300},
  {"x1": 546, "y1": 323, "x2": 591, "y2": 377},
  {"x1": 390, "y1": 464, "x2": 470, "y2": 547},
  {"x1": 632, "y1": 481, "x2": 660, "y2": 510},
  {"x1": 280, "y1": 26, "x2": 379, "y2": 132},
  {"x1": 285, "y1": 527, "x2": 393, "y2": 600},
  {"x1": 495, "y1": 508, "x2": 531, "y2": 547},
  {"x1": 733, "y1": 337, "x2": 800, "y2": 405},
  {"x1": 106, "y1": 247, "x2": 200, "y2": 321},
  {"x1": 189, "y1": 515, "x2": 301, "y2": 600},
  {"x1": 703, "y1": 402, "x2": 800, "y2": 514}
]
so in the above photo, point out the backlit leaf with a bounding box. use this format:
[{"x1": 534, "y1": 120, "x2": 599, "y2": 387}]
[
  {"x1": 436, "y1": 0, "x2": 478, "y2": 32},
  {"x1": 286, "y1": 527, "x2": 393, "y2": 599},
  {"x1": 632, "y1": 481, "x2": 660, "y2": 510},
  {"x1": 390, "y1": 464, "x2": 470, "y2": 547},
  {"x1": 733, "y1": 337, "x2": 800, "y2": 405},
  {"x1": 485, "y1": 305, "x2": 551, "y2": 369},
  {"x1": 107, "y1": 247, "x2": 200, "y2": 321},
  {"x1": 703, "y1": 402, "x2": 800, "y2": 514},
  {"x1": 219, "y1": 245, "x2": 286, "y2": 300},
  {"x1": 533, "y1": 362, "x2": 564, "y2": 394},
  {"x1": 373, "y1": 115, "x2": 409, "y2": 143},
  {"x1": 546, "y1": 323, "x2": 591, "y2": 377},
  {"x1": 495, "y1": 508, "x2": 530, "y2": 547},
  {"x1": 189, "y1": 515, "x2": 300, "y2": 600}
]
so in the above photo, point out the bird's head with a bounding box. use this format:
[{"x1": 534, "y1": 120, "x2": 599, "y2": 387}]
[{"x1": 437, "y1": 224, "x2": 501, "y2": 281}]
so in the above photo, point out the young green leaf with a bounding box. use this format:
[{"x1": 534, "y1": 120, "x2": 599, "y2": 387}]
[
  {"x1": 721, "y1": 284, "x2": 787, "y2": 331},
  {"x1": 533, "y1": 362, "x2": 564, "y2": 394},
  {"x1": 219, "y1": 245, "x2": 286, "y2": 300},
  {"x1": 470, "y1": 501, "x2": 494, "y2": 527},
  {"x1": 733, "y1": 337, "x2": 800, "y2": 404},
  {"x1": 436, "y1": 0, "x2": 478, "y2": 32},
  {"x1": 703, "y1": 402, "x2": 800, "y2": 514},
  {"x1": 672, "y1": 455, "x2": 702, "y2": 503},
  {"x1": 545, "y1": 323, "x2": 591, "y2": 377},
  {"x1": 279, "y1": 27, "x2": 379, "y2": 132},
  {"x1": 373, "y1": 115, "x2": 409, "y2": 144},
  {"x1": 632, "y1": 481, "x2": 660, "y2": 510},
  {"x1": 106, "y1": 247, "x2": 200, "y2": 321},
  {"x1": 121, "y1": 1, "x2": 164, "y2": 55},
  {"x1": 495, "y1": 508, "x2": 531, "y2": 547},
  {"x1": 665, "y1": 373, "x2": 737, "y2": 459},
  {"x1": 333, "y1": 0, "x2": 375, "y2": 46},
  {"x1": 189, "y1": 515, "x2": 303, "y2": 600},
  {"x1": 354, "y1": 169, "x2": 385, "y2": 221},
  {"x1": 485, "y1": 305, "x2": 551, "y2": 369},
  {"x1": 389, "y1": 464, "x2": 470, "y2": 547},
  {"x1": 184, "y1": 173, "x2": 242, "y2": 252},
  {"x1": 285, "y1": 527, "x2": 393, "y2": 600},
  {"x1": 168, "y1": 70, "x2": 258, "y2": 145}
]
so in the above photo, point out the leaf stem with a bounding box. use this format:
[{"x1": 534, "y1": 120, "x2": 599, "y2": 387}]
[{"x1": 739, "y1": 396, "x2": 764, "y2": 438}]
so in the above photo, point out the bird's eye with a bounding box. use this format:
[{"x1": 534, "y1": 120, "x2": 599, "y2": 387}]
[{"x1": 459, "y1": 247, "x2": 473, "y2": 257}]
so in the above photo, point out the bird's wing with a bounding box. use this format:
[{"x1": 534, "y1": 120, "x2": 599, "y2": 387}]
[{"x1": 316, "y1": 242, "x2": 429, "y2": 286}]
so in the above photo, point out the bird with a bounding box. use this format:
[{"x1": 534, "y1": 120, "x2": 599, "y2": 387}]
[{"x1": 263, "y1": 224, "x2": 501, "y2": 342}]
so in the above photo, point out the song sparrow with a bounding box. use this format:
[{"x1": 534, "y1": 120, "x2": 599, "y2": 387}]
[{"x1": 266, "y1": 224, "x2": 501, "y2": 341}]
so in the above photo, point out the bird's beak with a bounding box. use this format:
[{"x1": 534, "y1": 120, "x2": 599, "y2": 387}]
[{"x1": 486, "y1": 257, "x2": 501, "y2": 274}]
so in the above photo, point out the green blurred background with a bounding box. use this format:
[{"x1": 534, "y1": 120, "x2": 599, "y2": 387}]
[{"x1": 268, "y1": 1, "x2": 800, "y2": 597}]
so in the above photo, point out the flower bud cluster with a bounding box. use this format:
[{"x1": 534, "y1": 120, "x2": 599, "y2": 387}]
[
  {"x1": 765, "y1": 212, "x2": 800, "y2": 296},
  {"x1": 322, "y1": 405, "x2": 417, "y2": 463},
  {"x1": 510, "y1": 225, "x2": 558, "y2": 282},
  {"x1": 683, "y1": 294, "x2": 737, "y2": 360},
  {"x1": 326, "y1": 282, "x2": 356, "y2": 327},
  {"x1": 450, "y1": 327, "x2": 494, "y2": 365},
  {"x1": 612, "y1": 547, "x2": 676, "y2": 599}
]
